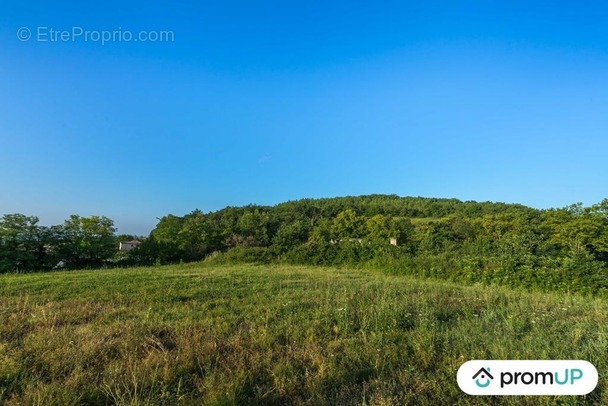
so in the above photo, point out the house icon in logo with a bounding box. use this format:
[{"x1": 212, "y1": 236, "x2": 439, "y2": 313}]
[{"x1": 472, "y1": 367, "x2": 494, "y2": 388}]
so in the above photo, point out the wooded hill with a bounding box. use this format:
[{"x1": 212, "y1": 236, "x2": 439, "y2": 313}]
[
  {"x1": 2, "y1": 195, "x2": 607, "y2": 295},
  {"x1": 132, "y1": 195, "x2": 608, "y2": 295}
]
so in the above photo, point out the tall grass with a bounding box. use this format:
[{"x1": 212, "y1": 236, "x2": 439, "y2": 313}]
[{"x1": 1, "y1": 264, "x2": 606, "y2": 405}]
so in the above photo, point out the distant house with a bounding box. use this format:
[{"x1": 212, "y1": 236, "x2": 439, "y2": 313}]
[
  {"x1": 330, "y1": 238, "x2": 363, "y2": 244},
  {"x1": 330, "y1": 237, "x2": 398, "y2": 246},
  {"x1": 119, "y1": 240, "x2": 141, "y2": 251},
  {"x1": 52, "y1": 260, "x2": 67, "y2": 270}
]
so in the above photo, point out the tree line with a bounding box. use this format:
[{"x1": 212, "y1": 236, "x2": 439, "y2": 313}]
[
  {"x1": 0, "y1": 214, "x2": 135, "y2": 272},
  {"x1": 2, "y1": 195, "x2": 608, "y2": 295}
]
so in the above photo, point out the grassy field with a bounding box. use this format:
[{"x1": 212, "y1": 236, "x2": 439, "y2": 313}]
[{"x1": 0, "y1": 264, "x2": 606, "y2": 405}]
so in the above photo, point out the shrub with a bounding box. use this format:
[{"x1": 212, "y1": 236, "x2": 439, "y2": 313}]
[{"x1": 214, "y1": 246, "x2": 277, "y2": 264}]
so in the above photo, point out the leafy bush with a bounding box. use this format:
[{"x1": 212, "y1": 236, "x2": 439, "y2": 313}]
[
  {"x1": 205, "y1": 246, "x2": 277, "y2": 265},
  {"x1": 283, "y1": 242, "x2": 338, "y2": 266}
]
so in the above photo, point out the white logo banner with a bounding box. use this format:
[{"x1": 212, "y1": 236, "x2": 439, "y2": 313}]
[{"x1": 457, "y1": 360, "x2": 598, "y2": 395}]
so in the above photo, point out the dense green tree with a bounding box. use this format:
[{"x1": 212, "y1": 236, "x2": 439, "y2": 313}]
[
  {"x1": 0, "y1": 214, "x2": 46, "y2": 272},
  {"x1": 331, "y1": 209, "x2": 366, "y2": 240},
  {"x1": 309, "y1": 218, "x2": 332, "y2": 243},
  {"x1": 543, "y1": 209, "x2": 608, "y2": 261},
  {"x1": 151, "y1": 215, "x2": 184, "y2": 244},
  {"x1": 130, "y1": 235, "x2": 183, "y2": 265},
  {"x1": 179, "y1": 210, "x2": 214, "y2": 259},
  {"x1": 57, "y1": 215, "x2": 117, "y2": 267},
  {"x1": 273, "y1": 220, "x2": 309, "y2": 253},
  {"x1": 366, "y1": 214, "x2": 392, "y2": 242},
  {"x1": 236, "y1": 209, "x2": 270, "y2": 246}
]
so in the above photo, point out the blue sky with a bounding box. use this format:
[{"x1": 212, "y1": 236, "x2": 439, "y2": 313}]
[{"x1": 1, "y1": 1, "x2": 607, "y2": 235}]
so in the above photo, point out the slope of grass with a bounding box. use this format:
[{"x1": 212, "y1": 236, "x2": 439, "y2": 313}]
[{"x1": 0, "y1": 264, "x2": 606, "y2": 405}]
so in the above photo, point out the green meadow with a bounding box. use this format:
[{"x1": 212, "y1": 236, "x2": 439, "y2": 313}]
[{"x1": 1, "y1": 264, "x2": 606, "y2": 405}]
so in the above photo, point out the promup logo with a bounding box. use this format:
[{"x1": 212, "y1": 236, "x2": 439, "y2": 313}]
[
  {"x1": 472, "y1": 367, "x2": 494, "y2": 388},
  {"x1": 457, "y1": 360, "x2": 598, "y2": 395}
]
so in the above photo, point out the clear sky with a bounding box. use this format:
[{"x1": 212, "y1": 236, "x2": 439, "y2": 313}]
[{"x1": 1, "y1": 1, "x2": 607, "y2": 235}]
